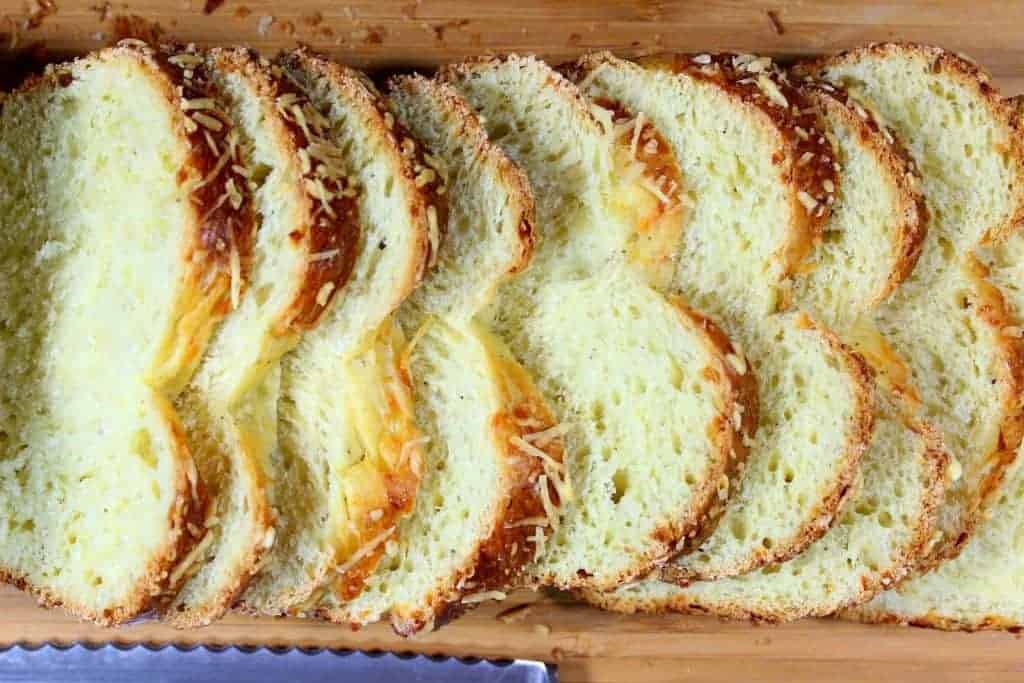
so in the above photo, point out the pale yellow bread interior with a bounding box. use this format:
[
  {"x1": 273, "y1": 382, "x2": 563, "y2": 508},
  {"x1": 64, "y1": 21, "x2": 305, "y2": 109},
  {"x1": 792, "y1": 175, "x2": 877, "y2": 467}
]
[
  {"x1": 0, "y1": 44, "x2": 245, "y2": 624},
  {"x1": 317, "y1": 74, "x2": 569, "y2": 634},
  {"x1": 846, "y1": 226, "x2": 1024, "y2": 630},
  {"x1": 239, "y1": 51, "x2": 438, "y2": 615},
  {"x1": 163, "y1": 47, "x2": 358, "y2": 628},
  {"x1": 571, "y1": 52, "x2": 874, "y2": 584},
  {"x1": 442, "y1": 54, "x2": 757, "y2": 591},
  {"x1": 815, "y1": 43, "x2": 1024, "y2": 562}
]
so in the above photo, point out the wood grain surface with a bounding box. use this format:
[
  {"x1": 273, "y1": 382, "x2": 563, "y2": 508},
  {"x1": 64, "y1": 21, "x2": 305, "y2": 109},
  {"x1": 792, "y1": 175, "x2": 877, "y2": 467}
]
[
  {"x1": 3, "y1": 585, "x2": 1024, "y2": 682},
  {"x1": 1, "y1": 0, "x2": 1024, "y2": 91},
  {"x1": 2, "y1": 1, "x2": 1024, "y2": 681}
]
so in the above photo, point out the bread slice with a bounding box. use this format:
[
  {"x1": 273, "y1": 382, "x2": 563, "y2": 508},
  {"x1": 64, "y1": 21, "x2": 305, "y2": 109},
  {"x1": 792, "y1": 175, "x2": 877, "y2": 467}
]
[
  {"x1": 570, "y1": 52, "x2": 874, "y2": 583},
  {"x1": 238, "y1": 50, "x2": 444, "y2": 616},
  {"x1": 585, "y1": 79, "x2": 947, "y2": 621},
  {"x1": 846, "y1": 227, "x2": 1024, "y2": 630},
  {"x1": 161, "y1": 47, "x2": 360, "y2": 628},
  {"x1": 0, "y1": 41, "x2": 253, "y2": 625},
  {"x1": 440, "y1": 55, "x2": 759, "y2": 591},
  {"x1": 790, "y1": 82, "x2": 927, "y2": 330},
  {"x1": 810, "y1": 43, "x2": 1024, "y2": 563},
  {"x1": 316, "y1": 75, "x2": 567, "y2": 634},
  {"x1": 588, "y1": 390, "x2": 946, "y2": 621},
  {"x1": 325, "y1": 319, "x2": 566, "y2": 634}
]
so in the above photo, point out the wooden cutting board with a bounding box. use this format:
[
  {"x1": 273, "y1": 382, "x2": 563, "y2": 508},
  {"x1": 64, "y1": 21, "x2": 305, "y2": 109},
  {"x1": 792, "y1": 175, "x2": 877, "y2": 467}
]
[{"x1": 2, "y1": 2, "x2": 1024, "y2": 681}]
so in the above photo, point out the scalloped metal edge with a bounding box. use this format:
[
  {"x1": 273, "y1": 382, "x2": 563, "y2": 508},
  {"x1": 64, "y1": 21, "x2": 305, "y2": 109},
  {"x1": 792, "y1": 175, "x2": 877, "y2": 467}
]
[{"x1": 0, "y1": 641, "x2": 537, "y2": 667}]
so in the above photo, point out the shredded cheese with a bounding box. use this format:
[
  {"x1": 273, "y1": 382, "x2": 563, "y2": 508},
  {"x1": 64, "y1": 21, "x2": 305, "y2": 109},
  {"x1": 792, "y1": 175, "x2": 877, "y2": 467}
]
[
  {"x1": 192, "y1": 112, "x2": 224, "y2": 132},
  {"x1": 528, "y1": 525, "x2": 547, "y2": 562},
  {"x1": 523, "y1": 422, "x2": 571, "y2": 448},
  {"x1": 169, "y1": 530, "x2": 216, "y2": 586},
  {"x1": 510, "y1": 435, "x2": 565, "y2": 475},
  {"x1": 228, "y1": 243, "x2": 241, "y2": 310},
  {"x1": 505, "y1": 516, "x2": 550, "y2": 529},
  {"x1": 335, "y1": 526, "x2": 395, "y2": 577},
  {"x1": 426, "y1": 205, "x2": 440, "y2": 266},
  {"x1": 316, "y1": 281, "x2": 335, "y2": 307},
  {"x1": 401, "y1": 318, "x2": 434, "y2": 372},
  {"x1": 399, "y1": 435, "x2": 431, "y2": 469},
  {"x1": 461, "y1": 590, "x2": 507, "y2": 604},
  {"x1": 537, "y1": 474, "x2": 560, "y2": 531},
  {"x1": 639, "y1": 176, "x2": 672, "y2": 205},
  {"x1": 629, "y1": 112, "x2": 645, "y2": 160},
  {"x1": 309, "y1": 248, "x2": 340, "y2": 262}
]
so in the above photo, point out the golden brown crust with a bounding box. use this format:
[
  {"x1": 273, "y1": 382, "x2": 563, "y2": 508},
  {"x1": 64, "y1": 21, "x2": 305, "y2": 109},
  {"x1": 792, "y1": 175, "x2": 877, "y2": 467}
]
[
  {"x1": 804, "y1": 42, "x2": 1024, "y2": 247},
  {"x1": 630, "y1": 52, "x2": 839, "y2": 281},
  {"x1": 798, "y1": 81, "x2": 928, "y2": 307}
]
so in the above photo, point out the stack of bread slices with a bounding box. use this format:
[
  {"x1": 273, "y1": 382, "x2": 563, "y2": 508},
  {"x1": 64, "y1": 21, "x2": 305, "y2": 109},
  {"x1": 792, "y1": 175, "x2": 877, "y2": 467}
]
[{"x1": 2, "y1": 39, "x2": 1024, "y2": 634}]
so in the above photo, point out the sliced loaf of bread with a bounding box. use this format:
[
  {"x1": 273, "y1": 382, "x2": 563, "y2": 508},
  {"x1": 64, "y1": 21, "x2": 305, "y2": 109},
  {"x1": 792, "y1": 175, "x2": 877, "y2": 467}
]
[
  {"x1": 441, "y1": 55, "x2": 759, "y2": 591},
  {"x1": 162, "y1": 47, "x2": 359, "y2": 628},
  {"x1": 318, "y1": 75, "x2": 566, "y2": 634},
  {"x1": 810, "y1": 43, "x2": 1024, "y2": 563},
  {"x1": 0, "y1": 41, "x2": 252, "y2": 624},
  {"x1": 586, "y1": 79, "x2": 948, "y2": 621},
  {"x1": 571, "y1": 52, "x2": 874, "y2": 583},
  {"x1": 847, "y1": 227, "x2": 1024, "y2": 630},
  {"x1": 238, "y1": 51, "x2": 443, "y2": 616}
]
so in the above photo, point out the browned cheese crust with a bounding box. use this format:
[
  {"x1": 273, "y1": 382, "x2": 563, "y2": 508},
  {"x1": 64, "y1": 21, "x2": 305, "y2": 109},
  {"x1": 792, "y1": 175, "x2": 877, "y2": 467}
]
[
  {"x1": 796, "y1": 80, "x2": 928, "y2": 307},
  {"x1": 146, "y1": 40, "x2": 259, "y2": 619},
  {"x1": 160, "y1": 46, "x2": 364, "y2": 628},
  {"x1": 632, "y1": 52, "x2": 839, "y2": 290},
  {"x1": 257, "y1": 50, "x2": 447, "y2": 611},
  {"x1": 379, "y1": 74, "x2": 548, "y2": 635},
  {"x1": 395, "y1": 345, "x2": 567, "y2": 636}
]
